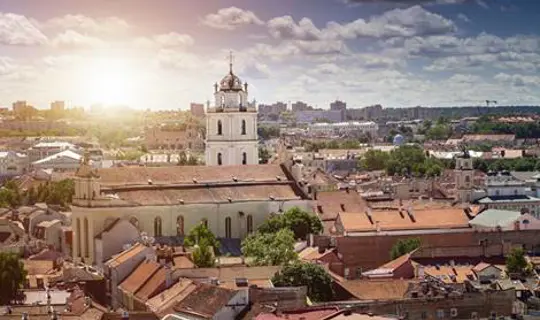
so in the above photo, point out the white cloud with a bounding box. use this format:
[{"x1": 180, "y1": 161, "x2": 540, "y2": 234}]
[
  {"x1": 201, "y1": 7, "x2": 263, "y2": 30},
  {"x1": 457, "y1": 13, "x2": 470, "y2": 23},
  {"x1": 0, "y1": 12, "x2": 47, "y2": 45},
  {"x1": 50, "y1": 30, "x2": 105, "y2": 48},
  {"x1": 156, "y1": 49, "x2": 206, "y2": 70},
  {"x1": 45, "y1": 14, "x2": 129, "y2": 34},
  {"x1": 0, "y1": 57, "x2": 16, "y2": 75},
  {"x1": 269, "y1": 5, "x2": 455, "y2": 42},
  {"x1": 494, "y1": 73, "x2": 540, "y2": 87},
  {"x1": 267, "y1": 16, "x2": 323, "y2": 41}
]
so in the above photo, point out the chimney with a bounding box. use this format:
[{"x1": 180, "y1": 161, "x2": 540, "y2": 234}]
[
  {"x1": 121, "y1": 311, "x2": 129, "y2": 320},
  {"x1": 165, "y1": 265, "x2": 173, "y2": 288},
  {"x1": 375, "y1": 221, "x2": 381, "y2": 232}
]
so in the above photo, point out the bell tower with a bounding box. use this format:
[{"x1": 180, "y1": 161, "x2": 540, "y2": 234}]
[
  {"x1": 205, "y1": 52, "x2": 259, "y2": 166},
  {"x1": 455, "y1": 149, "x2": 473, "y2": 203}
]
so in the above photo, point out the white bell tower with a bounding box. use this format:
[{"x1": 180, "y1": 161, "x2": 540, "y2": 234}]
[{"x1": 205, "y1": 52, "x2": 259, "y2": 166}]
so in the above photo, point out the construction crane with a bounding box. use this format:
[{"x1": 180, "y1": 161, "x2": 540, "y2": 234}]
[{"x1": 485, "y1": 100, "x2": 497, "y2": 107}]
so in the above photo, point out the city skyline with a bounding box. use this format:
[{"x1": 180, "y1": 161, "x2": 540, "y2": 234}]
[{"x1": 0, "y1": 0, "x2": 539, "y2": 110}]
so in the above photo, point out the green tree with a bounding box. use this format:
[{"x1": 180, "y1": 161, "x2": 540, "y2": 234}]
[
  {"x1": 259, "y1": 147, "x2": 271, "y2": 164},
  {"x1": 258, "y1": 207, "x2": 323, "y2": 240},
  {"x1": 272, "y1": 262, "x2": 334, "y2": 302},
  {"x1": 192, "y1": 242, "x2": 215, "y2": 268},
  {"x1": 359, "y1": 150, "x2": 390, "y2": 171},
  {"x1": 506, "y1": 247, "x2": 529, "y2": 275},
  {"x1": 184, "y1": 223, "x2": 220, "y2": 253},
  {"x1": 241, "y1": 229, "x2": 297, "y2": 266},
  {"x1": 390, "y1": 238, "x2": 421, "y2": 260},
  {"x1": 0, "y1": 252, "x2": 27, "y2": 304}
]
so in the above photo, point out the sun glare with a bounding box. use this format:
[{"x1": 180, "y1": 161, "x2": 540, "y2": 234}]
[{"x1": 80, "y1": 57, "x2": 139, "y2": 105}]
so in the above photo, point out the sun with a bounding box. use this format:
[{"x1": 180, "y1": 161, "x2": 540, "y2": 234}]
[{"x1": 80, "y1": 57, "x2": 139, "y2": 105}]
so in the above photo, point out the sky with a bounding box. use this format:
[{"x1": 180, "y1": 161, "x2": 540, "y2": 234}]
[{"x1": 0, "y1": 0, "x2": 539, "y2": 110}]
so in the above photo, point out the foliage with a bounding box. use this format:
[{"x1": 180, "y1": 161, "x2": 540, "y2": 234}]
[
  {"x1": 259, "y1": 147, "x2": 271, "y2": 164},
  {"x1": 472, "y1": 117, "x2": 540, "y2": 139},
  {"x1": 116, "y1": 149, "x2": 145, "y2": 161},
  {"x1": 272, "y1": 262, "x2": 334, "y2": 302},
  {"x1": 192, "y1": 243, "x2": 216, "y2": 268},
  {"x1": 177, "y1": 151, "x2": 199, "y2": 165},
  {"x1": 258, "y1": 125, "x2": 280, "y2": 140},
  {"x1": 0, "y1": 252, "x2": 27, "y2": 304},
  {"x1": 506, "y1": 247, "x2": 529, "y2": 275},
  {"x1": 184, "y1": 223, "x2": 220, "y2": 254},
  {"x1": 425, "y1": 123, "x2": 452, "y2": 140},
  {"x1": 360, "y1": 145, "x2": 446, "y2": 177},
  {"x1": 390, "y1": 238, "x2": 421, "y2": 260},
  {"x1": 472, "y1": 157, "x2": 540, "y2": 173},
  {"x1": 302, "y1": 139, "x2": 367, "y2": 152},
  {"x1": 0, "y1": 180, "x2": 22, "y2": 208},
  {"x1": 241, "y1": 229, "x2": 297, "y2": 266},
  {"x1": 258, "y1": 207, "x2": 323, "y2": 240},
  {"x1": 32, "y1": 179, "x2": 74, "y2": 208}
]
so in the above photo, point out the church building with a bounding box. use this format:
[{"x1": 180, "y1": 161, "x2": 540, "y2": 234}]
[
  {"x1": 205, "y1": 55, "x2": 259, "y2": 166},
  {"x1": 69, "y1": 61, "x2": 312, "y2": 267}
]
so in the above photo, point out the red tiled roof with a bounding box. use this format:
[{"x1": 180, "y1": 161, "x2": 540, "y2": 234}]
[
  {"x1": 106, "y1": 243, "x2": 148, "y2": 268},
  {"x1": 135, "y1": 267, "x2": 167, "y2": 301},
  {"x1": 336, "y1": 279, "x2": 412, "y2": 300},
  {"x1": 98, "y1": 164, "x2": 287, "y2": 186},
  {"x1": 118, "y1": 260, "x2": 161, "y2": 294},
  {"x1": 337, "y1": 208, "x2": 471, "y2": 233},
  {"x1": 315, "y1": 190, "x2": 367, "y2": 221},
  {"x1": 256, "y1": 306, "x2": 340, "y2": 320},
  {"x1": 173, "y1": 283, "x2": 237, "y2": 318}
]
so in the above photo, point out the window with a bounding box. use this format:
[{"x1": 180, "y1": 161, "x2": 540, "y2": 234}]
[
  {"x1": 246, "y1": 215, "x2": 253, "y2": 234},
  {"x1": 436, "y1": 309, "x2": 444, "y2": 319},
  {"x1": 515, "y1": 189, "x2": 519, "y2": 195},
  {"x1": 242, "y1": 152, "x2": 247, "y2": 165},
  {"x1": 83, "y1": 218, "x2": 89, "y2": 258},
  {"x1": 76, "y1": 218, "x2": 81, "y2": 258},
  {"x1": 177, "y1": 216, "x2": 184, "y2": 236},
  {"x1": 217, "y1": 120, "x2": 222, "y2": 135},
  {"x1": 450, "y1": 308, "x2": 458, "y2": 318},
  {"x1": 465, "y1": 175, "x2": 470, "y2": 184},
  {"x1": 241, "y1": 120, "x2": 246, "y2": 135},
  {"x1": 217, "y1": 153, "x2": 223, "y2": 166},
  {"x1": 154, "y1": 217, "x2": 162, "y2": 237},
  {"x1": 421, "y1": 312, "x2": 427, "y2": 319},
  {"x1": 225, "y1": 217, "x2": 231, "y2": 238},
  {"x1": 496, "y1": 190, "x2": 500, "y2": 196}
]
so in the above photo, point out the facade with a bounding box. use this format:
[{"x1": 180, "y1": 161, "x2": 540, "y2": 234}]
[
  {"x1": 144, "y1": 122, "x2": 204, "y2": 151},
  {"x1": 0, "y1": 151, "x2": 28, "y2": 177},
  {"x1": 205, "y1": 58, "x2": 258, "y2": 166},
  {"x1": 70, "y1": 159, "x2": 311, "y2": 265},
  {"x1": 50, "y1": 100, "x2": 65, "y2": 113},
  {"x1": 32, "y1": 149, "x2": 83, "y2": 171},
  {"x1": 455, "y1": 152, "x2": 474, "y2": 203},
  {"x1": 27, "y1": 141, "x2": 78, "y2": 163}
]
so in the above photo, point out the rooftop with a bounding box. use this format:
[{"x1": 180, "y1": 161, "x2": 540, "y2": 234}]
[
  {"x1": 118, "y1": 260, "x2": 161, "y2": 294},
  {"x1": 336, "y1": 279, "x2": 412, "y2": 300},
  {"x1": 173, "y1": 283, "x2": 237, "y2": 319},
  {"x1": 105, "y1": 243, "x2": 148, "y2": 268},
  {"x1": 468, "y1": 209, "x2": 522, "y2": 228}
]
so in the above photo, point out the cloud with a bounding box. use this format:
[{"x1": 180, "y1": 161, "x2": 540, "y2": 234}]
[
  {"x1": 243, "y1": 62, "x2": 271, "y2": 79},
  {"x1": 50, "y1": 30, "x2": 105, "y2": 48},
  {"x1": 343, "y1": 0, "x2": 470, "y2": 5},
  {"x1": 135, "y1": 32, "x2": 194, "y2": 49},
  {"x1": 201, "y1": 7, "x2": 263, "y2": 30},
  {"x1": 156, "y1": 49, "x2": 205, "y2": 70},
  {"x1": 0, "y1": 12, "x2": 48, "y2": 45},
  {"x1": 457, "y1": 13, "x2": 470, "y2": 22},
  {"x1": 0, "y1": 57, "x2": 16, "y2": 76},
  {"x1": 269, "y1": 5, "x2": 455, "y2": 42},
  {"x1": 494, "y1": 73, "x2": 540, "y2": 87},
  {"x1": 45, "y1": 14, "x2": 129, "y2": 34}
]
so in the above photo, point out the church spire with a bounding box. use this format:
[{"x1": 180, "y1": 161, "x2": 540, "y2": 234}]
[{"x1": 229, "y1": 50, "x2": 234, "y2": 74}]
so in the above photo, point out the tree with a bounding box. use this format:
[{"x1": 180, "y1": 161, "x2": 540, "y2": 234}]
[
  {"x1": 241, "y1": 229, "x2": 297, "y2": 266},
  {"x1": 258, "y1": 207, "x2": 323, "y2": 240},
  {"x1": 0, "y1": 252, "x2": 27, "y2": 304},
  {"x1": 390, "y1": 238, "x2": 421, "y2": 260},
  {"x1": 184, "y1": 223, "x2": 220, "y2": 254},
  {"x1": 506, "y1": 247, "x2": 529, "y2": 275},
  {"x1": 272, "y1": 262, "x2": 334, "y2": 302},
  {"x1": 192, "y1": 242, "x2": 215, "y2": 268},
  {"x1": 259, "y1": 147, "x2": 271, "y2": 164},
  {"x1": 359, "y1": 150, "x2": 389, "y2": 171}
]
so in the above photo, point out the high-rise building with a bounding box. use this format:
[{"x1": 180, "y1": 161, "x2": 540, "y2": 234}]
[
  {"x1": 51, "y1": 100, "x2": 65, "y2": 113},
  {"x1": 330, "y1": 100, "x2": 347, "y2": 111},
  {"x1": 205, "y1": 57, "x2": 258, "y2": 166},
  {"x1": 190, "y1": 103, "x2": 205, "y2": 118},
  {"x1": 12, "y1": 100, "x2": 27, "y2": 113},
  {"x1": 291, "y1": 101, "x2": 311, "y2": 112}
]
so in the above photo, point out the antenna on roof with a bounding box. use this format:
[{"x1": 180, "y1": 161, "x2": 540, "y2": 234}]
[{"x1": 192, "y1": 178, "x2": 198, "y2": 184}]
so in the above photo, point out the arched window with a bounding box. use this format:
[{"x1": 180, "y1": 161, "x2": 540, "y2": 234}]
[
  {"x1": 217, "y1": 120, "x2": 222, "y2": 135},
  {"x1": 225, "y1": 217, "x2": 231, "y2": 238},
  {"x1": 242, "y1": 152, "x2": 247, "y2": 165},
  {"x1": 129, "y1": 217, "x2": 139, "y2": 230},
  {"x1": 177, "y1": 216, "x2": 184, "y2": 236},
  {"x1": 241, "y1": 120, "x2": 246, "y2": 135},
  {"x1": 83, "y1": 218, "x2": 89, "y2": 258},
  {"x1": 154, "y1": 217, "x2": 162, "y2": 237},
  {"x1": 201, "y1": 218, "x2": 208, "y2": 228},
  {"x1": 246, "y1": 215, "x2": 253, "y2": 234},
  {"x1": 217, "y1": 153, "x2": 222, "y2": 166},
  {"x1": 76, "y1": 218, "x2": 81, "y2": 258}
]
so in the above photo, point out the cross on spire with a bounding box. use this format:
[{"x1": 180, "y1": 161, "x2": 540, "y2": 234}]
[{"x1": 228, "y1": 50, "x2": 234, "y2": 73}]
